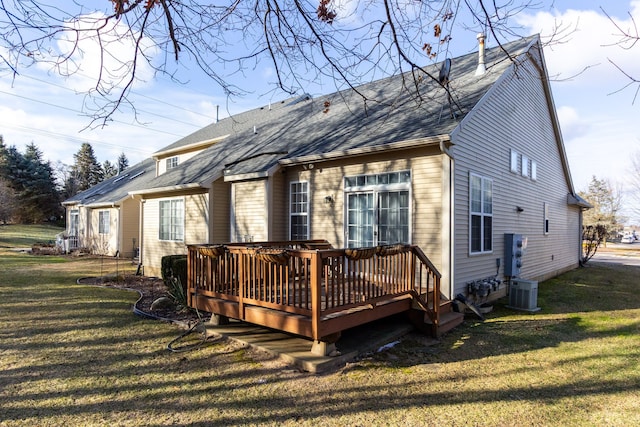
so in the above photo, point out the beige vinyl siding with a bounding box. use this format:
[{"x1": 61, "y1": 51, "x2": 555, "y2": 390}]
[
  {"x1": 285, "y1": 146, "x2": 446, "y2": 274},
  {"x1": 142, "y1": 192, "x2": 209, "y2": 277},
  {"x1": 210, "y1": 179, "x2": 231, "y2": 243},
  {"x1": 451, "y1": 53, "x2": 580, "y2": 294},
  {"x1": 232, "y1": 180, "x2": 267, "y2": 242},
  {"x1": 67, "y1": 205, "x2": 90, "y2": 250},
  {"x1": 156, "y1": 149, "x2": 207, "y2": 176},
  {"x1": 270, "y1": 169, "x2": 287, "y2": 241},
  {"x1": 119, "y1": 197, "x2": 140, "y2": 258},
  {"x1": 88, "y1": 207, "x2": 118, "y2": 256}
]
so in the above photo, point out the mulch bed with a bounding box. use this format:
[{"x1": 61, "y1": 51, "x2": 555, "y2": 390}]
[{"x1": 78, "y1": 275, "x2": 206, "y2": 325}]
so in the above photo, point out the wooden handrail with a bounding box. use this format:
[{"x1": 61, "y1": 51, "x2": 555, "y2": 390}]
[{"x1": 187, "y1": 240, "x2": 442, "y2": 337}]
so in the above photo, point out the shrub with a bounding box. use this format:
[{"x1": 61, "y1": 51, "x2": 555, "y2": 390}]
[{"x1": 160, "y1": 254, "x2": 188, "y2": 309}]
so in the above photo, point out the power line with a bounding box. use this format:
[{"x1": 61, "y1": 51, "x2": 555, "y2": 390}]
[
  {"x1": 0, "y1": 122, "x2": 154, "y2": 155},
  {"x1": 0, "y1": 89, "x2": 186, "y2": 138},
  {"x1": 17, "y1": 73, "x2": 213, "y2": 127}
]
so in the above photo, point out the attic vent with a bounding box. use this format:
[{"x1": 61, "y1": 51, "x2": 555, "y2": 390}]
[{"x1": 129, "y1": 171, "x2": 145, "y2": 180}]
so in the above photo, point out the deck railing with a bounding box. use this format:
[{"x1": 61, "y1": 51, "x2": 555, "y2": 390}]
[{"x1": 187, "y1": 240, "x2": 440, "y2": 340}]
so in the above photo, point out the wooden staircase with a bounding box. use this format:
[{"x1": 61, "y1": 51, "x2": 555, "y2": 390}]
[{"x1": 408, "y1": 298, "x2": 464, "y2": 337}]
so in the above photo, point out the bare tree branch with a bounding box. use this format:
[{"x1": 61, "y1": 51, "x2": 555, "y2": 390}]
[{"x1": 0, "y1": 0, "x2": 559, "y2": 123}]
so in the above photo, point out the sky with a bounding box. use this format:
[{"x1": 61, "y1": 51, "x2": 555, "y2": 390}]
[{"x1": 0, "y1": 1, "x2": 639, "y2": 222}]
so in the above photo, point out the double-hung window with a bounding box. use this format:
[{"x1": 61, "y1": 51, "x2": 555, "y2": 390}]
[
  {"x1": 290, "y1": 182, "x2": 309, "y2": 240},
  {"x1": 470, "y1": 173, "x2": 493, "y2": 253},
  {"x1": 98, "y1": 211, "x2": 110, "y2": 234},
  {"x1": 159, "y1": 199, "x2": 184, "y2": 241},
  {"x1": 166, "y1": 156, "x2": 178, "y2": 170}
]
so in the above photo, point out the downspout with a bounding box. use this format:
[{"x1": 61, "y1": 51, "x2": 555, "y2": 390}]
[
  {"x1": 439, "y1": 139, "x2": 455, "y2": 299},
  {"x1": 139, "y1": 198, "x2": 145, "y2": 274},
  {"x1": 113, "y1": 203, "x2": 121, "y2": 257}
]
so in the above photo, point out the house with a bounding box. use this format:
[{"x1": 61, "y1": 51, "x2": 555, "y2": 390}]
[
  {"x1": 129, "y1": 34, "x2": 587, "y2": 288},
  {"x1": 61, "y1": 158, "x2": 156, "y2": 258},
  {"x1": 64, "y1": 33, "x2": 590, "y2": 346}
]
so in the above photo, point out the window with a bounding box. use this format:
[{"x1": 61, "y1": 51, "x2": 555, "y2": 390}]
[
  {"x1": 531, "y1": 161, "x2": 537, "y2": 181},
  {"x1": 69, "y1": 210, "x2": 79, "y2": 236},
  {"x1": 166, "y1": 156, "x2": 178, "y2": 170},
  {"x1": 290, "y1": 182, "x2": 309, "y2": 240},
  {"x1": 510, "y1": 149, "x2": 519, "y2": 173},
  {"x1": 344, "y1": 171, "x2": 411, "y2": 247},
  {"x1": 159, "y1": 199, "x2": 184, "y2": 241},
  {"x1": 98, "y1": 211, "x2": 110, "y2": 234},
  {"x1": 521, "y1": 155, "x2": 529, "y2": 177},
  {"x1": 470, "y1": 173, "x2": 493, "y2": 253},
  {"x1": 543, "y1": 202, "x2": 549, "y2": 235}
]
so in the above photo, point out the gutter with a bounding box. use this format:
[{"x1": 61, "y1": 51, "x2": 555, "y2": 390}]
[
  {"x1": 279, "y1": 135, "x2": 450, "y2": 166},
  {"x1": 152, "y1": 135, "x2": 230, "y2": 159},
  {"x1": 128, "y1": 182, "x2": 203, "y2": 196}
]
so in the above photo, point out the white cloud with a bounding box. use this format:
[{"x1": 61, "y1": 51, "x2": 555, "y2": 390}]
[
  {"x1": 50, "y1": 12, "x2": 158, "y2": 94},
  {"x1": 517, "y1": 3, "x2": 640, "y2": 92},
  {"x1": 556, "y1": 105, "x2": 590, "y2": 140}
]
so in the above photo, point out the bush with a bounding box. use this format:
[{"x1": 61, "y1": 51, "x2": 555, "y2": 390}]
[
  {"x1": 161, "y1": 255, "x2": 186, "y2": 285},
  {"x1": 160, "y1": 254, "x2": 188, "y2": 309}
]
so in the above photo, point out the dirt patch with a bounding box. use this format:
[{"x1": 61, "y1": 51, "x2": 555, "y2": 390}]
[{"x1": 78, "y1": 275, "x2": 205, "y2": 325}]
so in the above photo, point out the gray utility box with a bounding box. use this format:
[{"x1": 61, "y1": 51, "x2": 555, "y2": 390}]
[
  {"x1": 507, "y1": 279, "x2": 541, "y2": 312},
  {"x1": 504, "y1": 233, "x2": 525, "y2": 277}
]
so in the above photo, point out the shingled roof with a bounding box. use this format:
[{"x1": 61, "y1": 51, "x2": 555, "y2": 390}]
[
  {"x1": 131, "y1": 34, "x2": 538, "y2": 195},
  {"x1": 62, "y1": 157, "x2": 156, "y2": 206},
  {"x1": 68, "y1": 34, "x2": 540, "y2": 202}
]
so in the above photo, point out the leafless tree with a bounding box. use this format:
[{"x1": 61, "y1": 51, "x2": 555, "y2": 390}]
[
  {"x1": 601, "y1": 6, "x2": 640, "y2": 104},
  {"x1": 0, "y1": 0, "x2": 547, "y2": 124}
]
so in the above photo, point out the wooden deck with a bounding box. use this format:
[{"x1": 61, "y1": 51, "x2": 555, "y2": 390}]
[{"x1": 187, "y1": 240, "x2": 459, "y2": 349}]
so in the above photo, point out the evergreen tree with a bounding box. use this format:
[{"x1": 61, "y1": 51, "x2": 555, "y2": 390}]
[
  {"x1": 21, "y1": 143, "x2": 60, "y2": 223},
  {"x1": 0, "y1": 177, "x2": 16, "y2": 224},
  {"x1": 103, "y1": 159, "x2": 118, "y2": 179},
  {"x1": 71, "y1": 143, "x2": 104, "y2": 193},
  {"x1": 117, "y1": 152, "x2": 129, "y2": 174},
  {"x1": 0, "y1": 140, "x2": 60, "y2": 223}
]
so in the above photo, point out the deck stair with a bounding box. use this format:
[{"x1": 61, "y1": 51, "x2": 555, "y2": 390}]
[{"x1": 409, "y1": 298, "x2": 464, "y2": 337}]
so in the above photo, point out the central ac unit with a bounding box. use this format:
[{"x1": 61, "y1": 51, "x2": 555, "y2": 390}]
[{"x1": 507, "y1": 279, "x2": 540, "y2": 312}]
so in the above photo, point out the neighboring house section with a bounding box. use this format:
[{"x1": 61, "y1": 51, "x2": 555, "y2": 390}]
[
  {"x1": 65, "y1": 33, "x2": 590, "y2": 302},
  {"x1": 139, "y1": 190, "x2": 209, "y2": 275},
  {"x1": 61, "y1": 158, "x2": 155, "y2": 258}
]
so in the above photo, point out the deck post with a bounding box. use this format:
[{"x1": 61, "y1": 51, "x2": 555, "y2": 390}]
[
  {"x1": 311, "y1": 340, "x2": 337, "y2": 356},
  {"x1": 310, "y1": 250, "x2": 322, "y2": 341},
  {"x1": 187, "y1": 246, "x2": 194, "y2": 307}
]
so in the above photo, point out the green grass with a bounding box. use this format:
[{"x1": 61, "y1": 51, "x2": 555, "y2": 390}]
[
  {"x1": 0, "y1": 223, "x2": 64, "y2": 247},
  {"x1": 0, "y1": 230, "x2": 639, "y2": 426}
]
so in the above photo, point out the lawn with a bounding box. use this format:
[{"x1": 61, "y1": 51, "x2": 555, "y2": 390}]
[
  {"x1": 0, "y1": 234, "x2": 638, "y2": 426},
  {"x1": 0, "y1": 223, "x2": 64, "y2": 248}
]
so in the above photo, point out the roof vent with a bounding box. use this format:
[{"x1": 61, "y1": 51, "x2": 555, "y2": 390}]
[{"x1": 475, "y1": 33, "x2": 486, "y2": 76}]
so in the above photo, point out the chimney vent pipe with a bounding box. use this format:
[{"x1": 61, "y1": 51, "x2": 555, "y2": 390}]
[{"x1": 475, "y1": 33, "x2": 486, "y2": 76}]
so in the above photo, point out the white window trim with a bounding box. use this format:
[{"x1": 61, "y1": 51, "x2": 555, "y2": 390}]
[
  {"x1": 521, "y1": 155, "x2": 529, "y2": 177},
  {"x1": 289, "y1": 181, "x2": 310, "y2": 240},
  {"x1": 510, "y1": 149, "x2": 519, "y2": 173},
  {"x1": 98, "y1": 210, "x2": 110, "y2": 234},
  {"x1": 469, "y1": 172, "x2": 493, "y2": 254},
  {"x1": 343, "y1": 170, "x2": 412, "y2": 247},
  {"x1": 159, "y1": 198, "x2": 185, "y2": 242},
  {"x1": 166, "y1": 156, "x2": 179, "y2": 170}
]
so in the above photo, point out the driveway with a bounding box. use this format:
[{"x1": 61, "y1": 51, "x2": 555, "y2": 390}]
[{"x1": 591, "y1": 242, "x2": 640, "y2": 267}]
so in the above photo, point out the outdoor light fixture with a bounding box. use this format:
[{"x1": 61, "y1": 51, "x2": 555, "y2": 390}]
[{"x1": 324, "y1": 195, "x2": 334, "y2": 205}]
